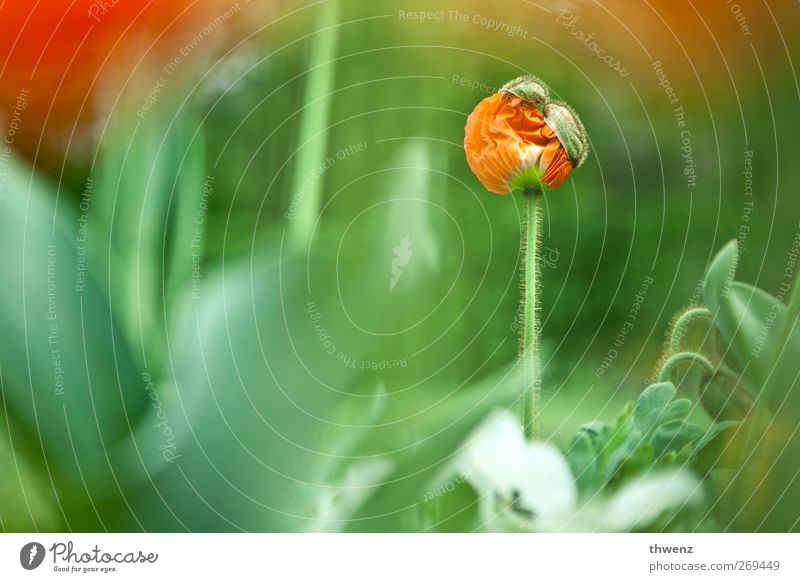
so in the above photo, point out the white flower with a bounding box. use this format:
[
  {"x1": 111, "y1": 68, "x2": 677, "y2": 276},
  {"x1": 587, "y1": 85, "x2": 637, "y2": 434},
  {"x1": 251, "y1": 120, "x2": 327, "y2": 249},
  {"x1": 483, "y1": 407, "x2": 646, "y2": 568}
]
[
  {"x1": 457, "y1": 410, "x2": 702, "y2": 532},
  {"x1": 459, "y1": 410, "x2": 576, "y2": 531}
]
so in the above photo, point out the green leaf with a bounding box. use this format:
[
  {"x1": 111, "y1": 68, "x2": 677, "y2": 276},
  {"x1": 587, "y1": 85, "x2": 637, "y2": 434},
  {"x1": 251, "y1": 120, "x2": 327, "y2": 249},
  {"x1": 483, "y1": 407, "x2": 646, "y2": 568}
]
[
  {"x1": 703, "y1": 240, "x2": 738, "y2": 314},
  {"x1": 709, "y1": 282, "x2": 800, "y2": 531},
  {"x1": 693, "y1": 420, "x2": 740, "y2": 453},
  {"x1": 604, "y1": 430, "x2": 643, "y2": 483},
  {"x1": 101, "y1": 239, "x2": 370, "y2": 531},
  {"x1": 650, "y1": 421, "x2": 704, "y2": 457},
  {"x1": 565, "y1": 430, "x2": 601, "y2": 496},
  {"x1": 606, "y1": 402, "x2": 634, "y2": 452},
  {"x1": 601, "y1": 383, "x2": 701, "y2": 483},
  {"x1": 633, "y1": 382, "x2": 677, "y2": 435},
  {"x1": 657, "y1": 399, "x2": 694, "y2": 428},
  {"x1": 711, "y1": 282, "x2": 800, "y2": 402},
  {"x1": 164, "y1": 120, "x2": 208, "y2": 304},
  {"x1": 0, "y1": 156, "x2": 146, "y2": 523},
  {"x1": 616, "y1": 443, "x2": 656, "y2": 481}
]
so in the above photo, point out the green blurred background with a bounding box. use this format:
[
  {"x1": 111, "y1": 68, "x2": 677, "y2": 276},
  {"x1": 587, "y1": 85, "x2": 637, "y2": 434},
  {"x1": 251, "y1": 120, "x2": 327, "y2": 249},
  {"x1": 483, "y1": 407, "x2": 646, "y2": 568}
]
[{"x1": 1, "y1": 0, "x2": 798, "y2": 531}]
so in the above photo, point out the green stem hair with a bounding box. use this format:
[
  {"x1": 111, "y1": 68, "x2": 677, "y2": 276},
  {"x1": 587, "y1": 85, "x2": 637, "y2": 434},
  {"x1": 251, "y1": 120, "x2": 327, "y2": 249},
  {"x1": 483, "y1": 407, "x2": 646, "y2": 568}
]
[
  {"x1": 669, "y1": 307, "x2": 712, "y2": 354},
  {"x1": 521, "y1": 191, "x2": 543, "y2": 439},
  {"x1": 658, "y1": 351, "x2": 716, "y2": 384}
]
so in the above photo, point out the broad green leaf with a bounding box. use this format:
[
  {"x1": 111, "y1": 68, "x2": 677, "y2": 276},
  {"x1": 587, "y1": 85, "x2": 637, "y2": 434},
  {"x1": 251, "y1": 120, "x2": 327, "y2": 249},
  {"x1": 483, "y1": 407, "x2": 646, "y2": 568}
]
[
  {"x1": 600, "y1": 401, "x2": 634, "y2": 469},
  {"x1": 633, "y1": 382, "x2": 676, "y2": 435},
  {"x1": 693, "y1": 420, "x2": 740, "y2": 453},
  {"x1": 0, "y1": 156, "x2": 146, "y2": 523},
  {"x1": 703, "y1": 240, "x2": 738, "y2": 314},
  {"x1": 101, "y1": 241, "x2": 367, "y2": 531},
  {"x1": 711, "y1": 282, "x2": 800, "y2": 403},
  {"x1": 709, "y1": 282, "x2": 800, "y2": 531},
  {"x1": 565, "y1": 430, "x2": 600, "y2": 496},
  {"x1": 650, "y1": 421, "x2": 704, "y2": 457},
  {"x1": 654, "y1": 399, "x2": 694, "y2": 429},
  {"x1": 603, "y1": 384, "x2": 700, "y2": 483}
]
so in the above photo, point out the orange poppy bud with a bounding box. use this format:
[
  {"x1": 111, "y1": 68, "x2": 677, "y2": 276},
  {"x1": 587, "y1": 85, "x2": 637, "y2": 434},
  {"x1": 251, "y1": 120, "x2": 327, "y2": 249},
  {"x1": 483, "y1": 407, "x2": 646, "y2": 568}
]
[{"x1": 464, "y1": 76, "x2": 588, "y2": 194}]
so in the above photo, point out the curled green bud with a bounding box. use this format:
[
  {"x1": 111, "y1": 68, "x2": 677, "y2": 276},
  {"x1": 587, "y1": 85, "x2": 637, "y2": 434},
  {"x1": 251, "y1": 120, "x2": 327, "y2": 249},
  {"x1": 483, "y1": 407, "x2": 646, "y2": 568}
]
[
  {"x1": 501, "y1": 75, "x2": 550, "y2": 107},
  {"x1": 543, "y1": 101, "x2": 589, "y2": 167}
]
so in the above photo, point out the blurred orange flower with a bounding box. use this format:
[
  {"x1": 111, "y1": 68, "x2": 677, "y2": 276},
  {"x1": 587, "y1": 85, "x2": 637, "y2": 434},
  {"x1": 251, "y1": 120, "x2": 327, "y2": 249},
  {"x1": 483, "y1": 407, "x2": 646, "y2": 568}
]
[
  {"x1": 0, "y1": 0, "x2": 243, "y2": 162},
  {"x1": 464, "y1": 76, "x2": 588, "y2": 194}
]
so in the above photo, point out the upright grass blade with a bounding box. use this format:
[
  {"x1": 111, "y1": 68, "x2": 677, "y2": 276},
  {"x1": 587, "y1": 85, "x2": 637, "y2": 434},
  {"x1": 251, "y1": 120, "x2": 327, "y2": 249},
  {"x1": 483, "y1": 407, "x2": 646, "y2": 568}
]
[
  {"x1": 286, "y1": 0, "x2": 340, "y2": 253},
  {"x1": 91, "y1": 86, "x2": 203, "y2": 371},
  {"x1": 164, "y1": 119, "x2": 208, "y2": 303}
]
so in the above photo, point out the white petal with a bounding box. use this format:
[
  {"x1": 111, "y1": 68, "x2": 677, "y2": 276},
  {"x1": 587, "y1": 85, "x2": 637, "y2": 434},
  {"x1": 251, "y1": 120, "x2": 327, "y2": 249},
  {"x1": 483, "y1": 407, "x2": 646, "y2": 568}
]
[
  {"x1": 567, "y1": 469, "x2": 702, "y2": 532},
  {"x1": 458, "y1": 410, "x2": 528, "y2": 495},
  {"x1": 513, "y1": 441, "x2": 577, "y2": 525},
  {"x1": 600, "y1": 470, "x2": 702, "y2": 531}
]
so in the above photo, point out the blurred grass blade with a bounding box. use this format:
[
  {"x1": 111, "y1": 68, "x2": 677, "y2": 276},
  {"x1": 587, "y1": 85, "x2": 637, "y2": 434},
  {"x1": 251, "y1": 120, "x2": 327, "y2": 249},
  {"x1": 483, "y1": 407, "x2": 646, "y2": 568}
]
[
  {"x1": 287, "y1": 0, "x2": 339, "y2": 252},
  {"x1": 165, "y1": 120, "x2": 208, "y2": 302},
  {"x1": 386, "y1": 141, "x2": 442, "y2": 278},
  {"x1": 91, "y1": 88, "x2": 204, "y2": 370}
]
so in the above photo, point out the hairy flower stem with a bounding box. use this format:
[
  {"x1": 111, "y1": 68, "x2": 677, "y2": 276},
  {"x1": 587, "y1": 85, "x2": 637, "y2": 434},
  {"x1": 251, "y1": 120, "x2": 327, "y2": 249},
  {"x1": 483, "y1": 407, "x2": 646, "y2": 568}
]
[
  {"x1": 669, "y1": 308, "x2": 712, "y2": 354},
  {"x1": 521, "y1": 190, "x2": 543, "y2": 439},
  {"x1": 658, "y1": 351, "x2": 715, "y2": 384}
]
